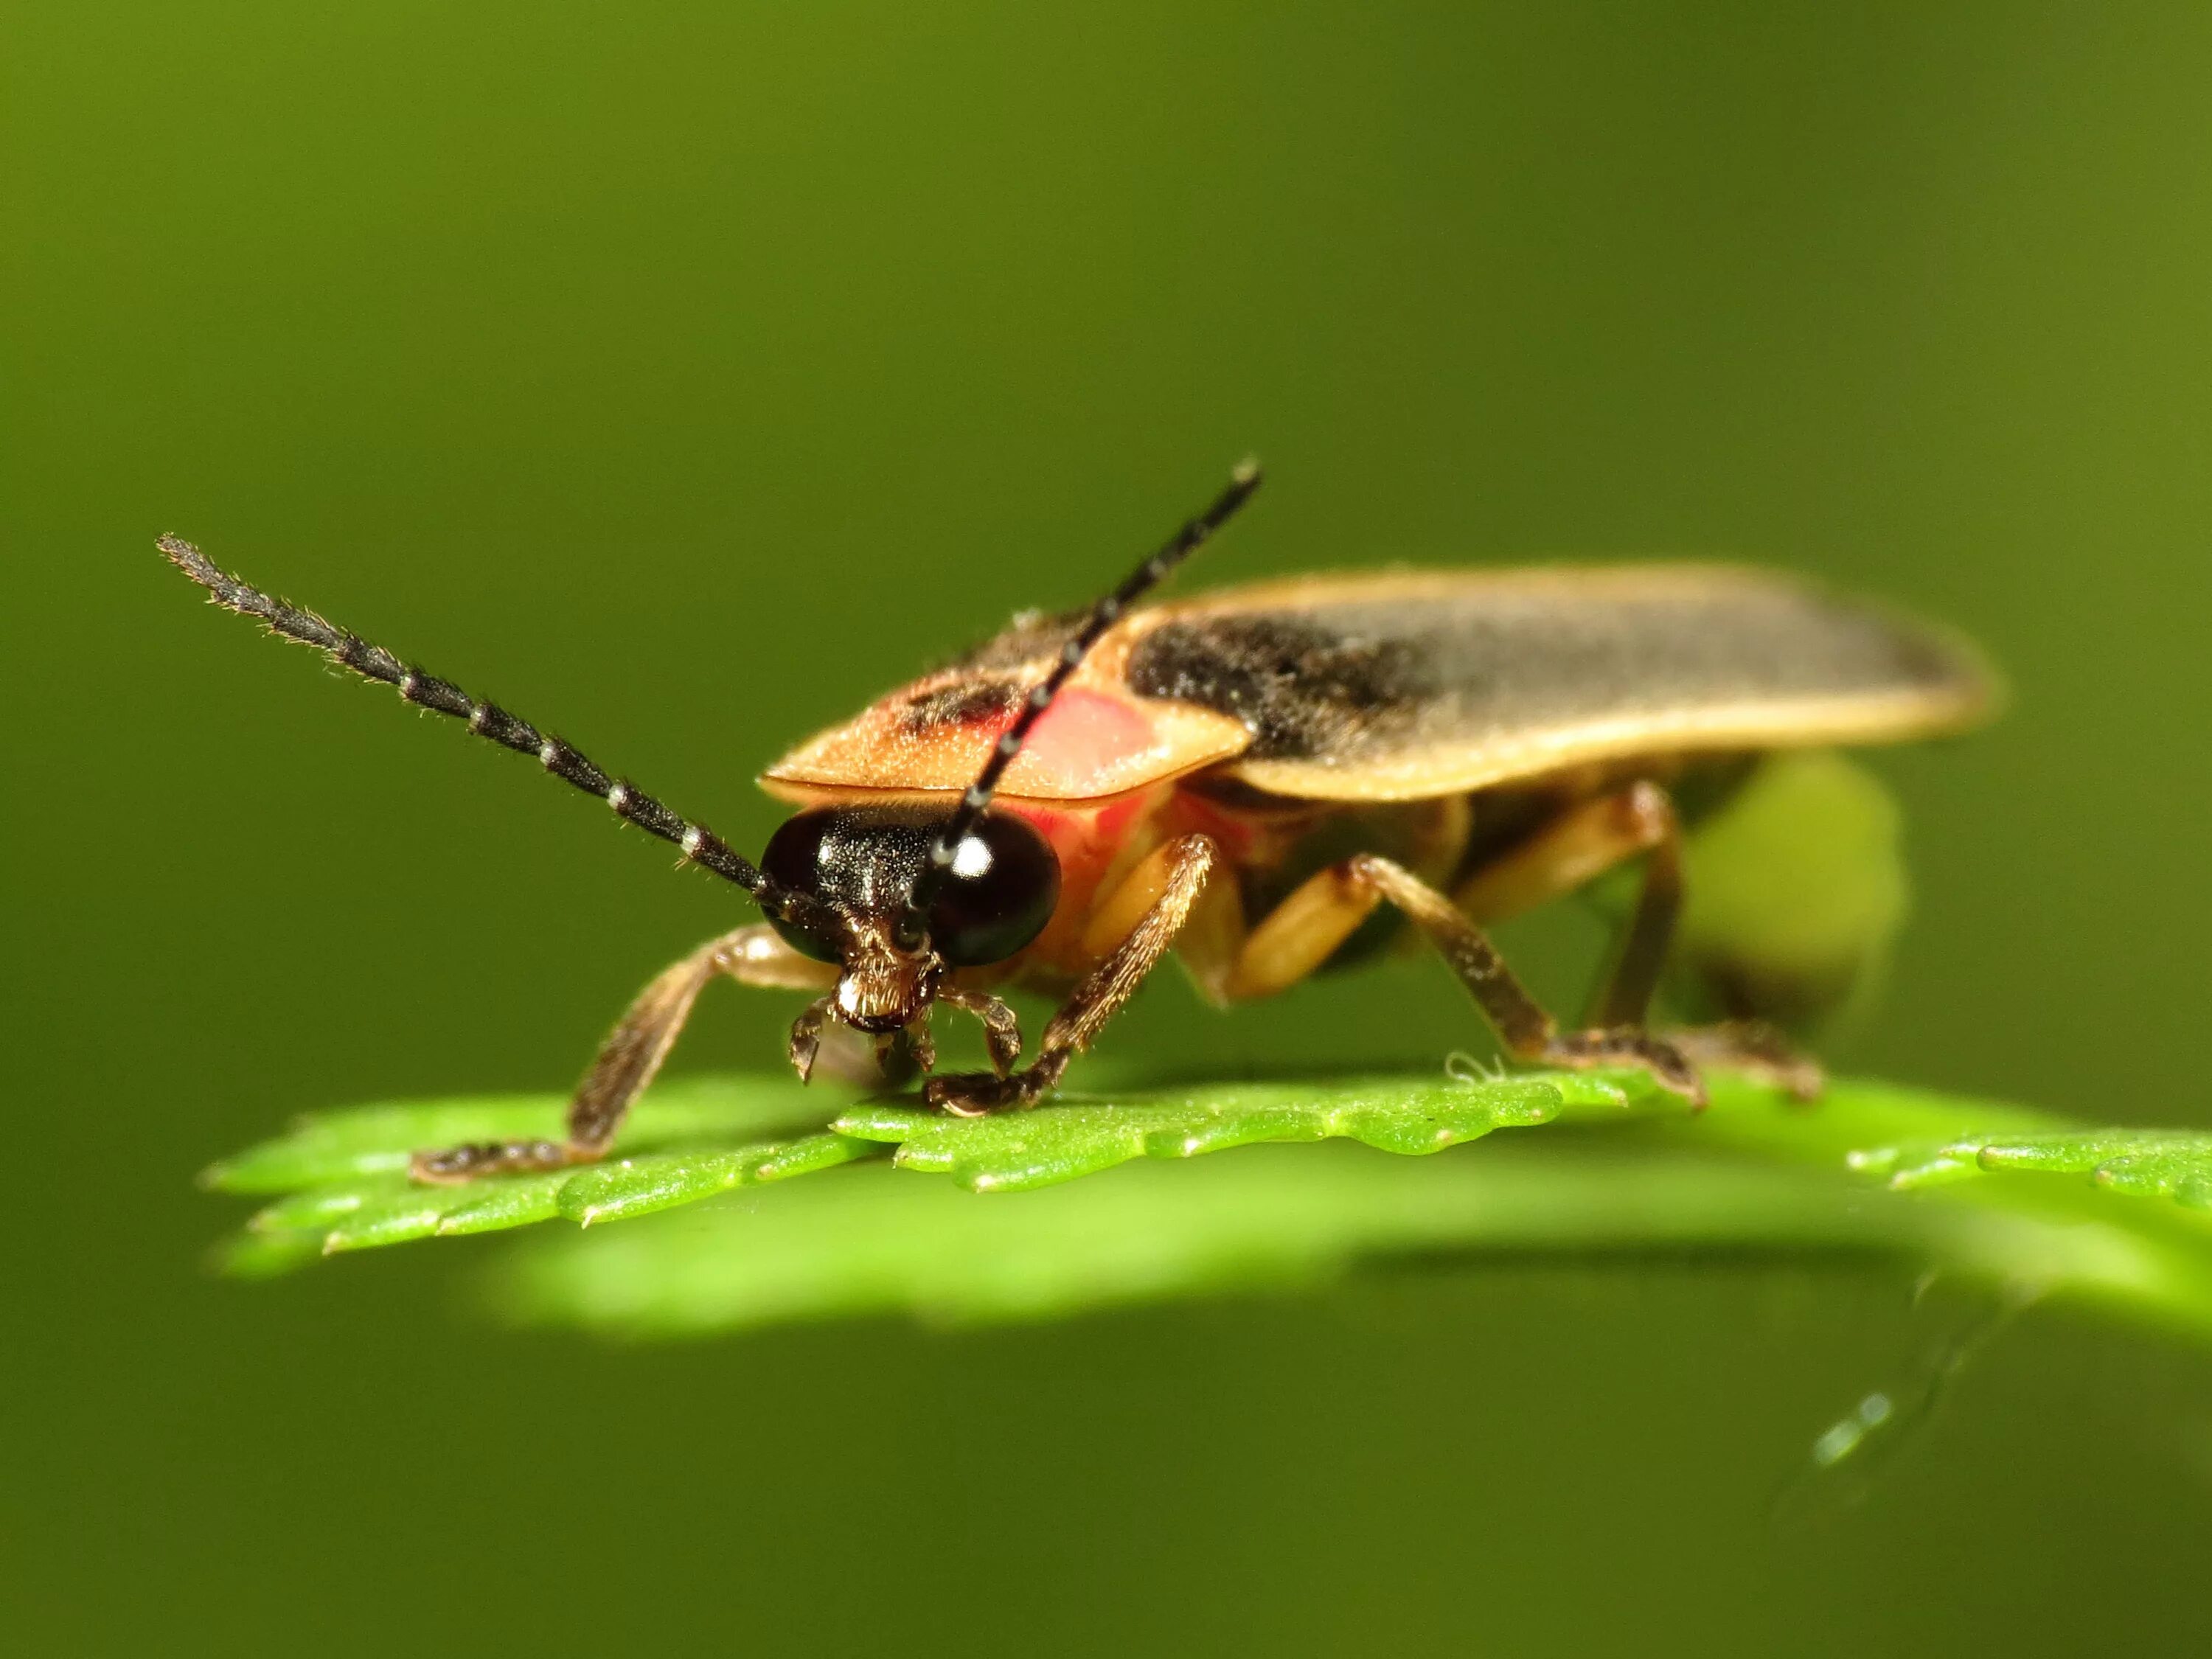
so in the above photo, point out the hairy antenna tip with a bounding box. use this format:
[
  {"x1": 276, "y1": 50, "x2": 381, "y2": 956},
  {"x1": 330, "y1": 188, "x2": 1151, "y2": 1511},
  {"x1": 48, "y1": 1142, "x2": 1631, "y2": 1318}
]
[
  {"x1": 156, "y1": 534, "x2": 220, "y2": 585},
  {"x1": 1231, "y1": 457, "x2": 1262, "y2": 487}
]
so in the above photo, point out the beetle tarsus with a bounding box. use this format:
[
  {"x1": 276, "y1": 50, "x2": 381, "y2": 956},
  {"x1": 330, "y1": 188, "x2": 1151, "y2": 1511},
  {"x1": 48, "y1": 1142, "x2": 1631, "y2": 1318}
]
[
  {"x1": 1664, "y1": 1020, "x2": 1825, "y2": 1102},
  {"x1": 924, "y1": 1055, "x2": 1065, "y2": 1115},
  {"x1": 923, "y1": 1075, "x2": 1000, "y2": 1116},
  {"x1": 1532, "y1": 1028, "x2": 1708, "y2": 1109},
  {"x1": 408, "y1": 1138, "x2": 593, "y2": 1184},
  {"x1": 787, "y1": 995, "x2": 833, "y2": 1084}
]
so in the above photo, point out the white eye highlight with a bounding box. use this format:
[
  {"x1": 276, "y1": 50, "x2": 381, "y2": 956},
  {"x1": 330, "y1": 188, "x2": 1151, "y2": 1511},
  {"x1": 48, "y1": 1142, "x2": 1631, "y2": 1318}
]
[{"x1": 950, "y1": 835, "x2": 993, "y2": 880}]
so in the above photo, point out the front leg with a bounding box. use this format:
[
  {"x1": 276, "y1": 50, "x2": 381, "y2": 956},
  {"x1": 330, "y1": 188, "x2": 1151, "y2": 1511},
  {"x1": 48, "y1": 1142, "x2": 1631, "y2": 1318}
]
[
  {"x1": 411, "y1": 924, "x2": 836, "y2": 1183},
  {"x1": 938, "y1": 986, "x2": 1023, "y2": 1077},
  {"x1": 925, "y1": 835, "x2": 1217, "y2": 1113}
]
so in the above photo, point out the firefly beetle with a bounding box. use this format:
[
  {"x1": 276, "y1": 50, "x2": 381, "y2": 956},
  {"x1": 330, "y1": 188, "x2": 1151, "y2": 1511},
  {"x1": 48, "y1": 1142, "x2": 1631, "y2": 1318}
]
[{"x1": 159, "y1": 462, "x2": 1995, "y2": 1182}]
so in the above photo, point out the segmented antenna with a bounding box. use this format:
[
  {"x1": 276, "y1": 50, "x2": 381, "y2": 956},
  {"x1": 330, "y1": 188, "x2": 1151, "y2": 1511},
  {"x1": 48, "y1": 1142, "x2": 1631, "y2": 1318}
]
[
  {"x1": 902, "y1": 459, "x2": 1264, "y2": 935},
  {"x1": 157, "y1": 535, "x2": 814, "y2": 922}
]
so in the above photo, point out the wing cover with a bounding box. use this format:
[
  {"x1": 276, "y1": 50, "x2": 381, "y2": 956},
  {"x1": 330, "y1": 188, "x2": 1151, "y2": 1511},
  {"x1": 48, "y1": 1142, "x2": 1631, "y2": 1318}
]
[{"x1": 1121, "y1": 568, "x2": 1996, "y2": 800}]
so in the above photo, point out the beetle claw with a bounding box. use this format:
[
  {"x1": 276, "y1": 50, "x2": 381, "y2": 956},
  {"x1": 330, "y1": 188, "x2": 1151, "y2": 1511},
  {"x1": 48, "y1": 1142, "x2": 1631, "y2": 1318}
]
[
  {"x1": 787, "y1": 995, "x2": 833, "y2": 1085},
  {"x1": 925, "y1": 1067, "x2": 1050, "y2": 1115},
  {"x1": 1536, "y1": 1028, "x2": 1708, "y2": 1110},
  {"x1": 1663, "y1": 1021, "x2": 1825, "y2": 1102},
  {"x1": 408, "y1": 1138, "x2": 586, "y2": 1185},
  {"x1": 925, "y1": 1077, "x2": 996, "y2": 1116}
]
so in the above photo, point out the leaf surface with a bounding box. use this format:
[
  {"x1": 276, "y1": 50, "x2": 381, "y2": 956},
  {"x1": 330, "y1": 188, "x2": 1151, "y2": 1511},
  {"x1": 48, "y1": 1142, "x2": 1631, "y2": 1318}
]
[
  {"x1": 201, "y1": 1070, "x2": 2212, "y2": 1349},
  {"x1": 207, "y1": 1070, "x2": 1618, "y2": 1259}
]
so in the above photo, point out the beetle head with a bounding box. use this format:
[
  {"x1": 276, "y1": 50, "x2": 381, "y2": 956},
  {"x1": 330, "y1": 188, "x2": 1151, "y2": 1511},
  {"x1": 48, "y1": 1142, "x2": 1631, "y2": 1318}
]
[
  {"x1": 748, "y1": 462, "x2": 1257, "y2": 1084},
  {"x1": 758, "y1": 804, "x2": 1060, "y2": 1042}
]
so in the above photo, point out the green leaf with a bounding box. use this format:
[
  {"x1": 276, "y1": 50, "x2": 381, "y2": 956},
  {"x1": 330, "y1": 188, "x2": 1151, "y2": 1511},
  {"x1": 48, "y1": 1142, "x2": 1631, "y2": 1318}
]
[
  {"x1": 488, "y1": 1074, "x2": 2212, "y2": 1341},
  {"x1": 203, "y1": 1074, "x2": 830, "y2": 1192},
  {"x1": 832, "y1": 1071, "x2": 1620, "y2": 1191},
  {"x1": 502, "y1": 1149, "x2": 1871, "y2": 1335},
  {"x1": 206, "y1": 1070, "x2": 1617, "y2": 1262},
  {"x1": 203, "y1": 1069, "x2": 2212, "y2": 1351},
  {"x1": 554, "y1": 1133, "x2": 868, "y2": 1225},
  {"x1": 209, "y1": 1075, "x2": 879, "y2": 1259},
  {"x1": 491, "y1": 1134, "x2": 2212, "y2": 1340},
  {"x1": 1862, "y1": 1128, "x2": 2212, "y2": 1209}
]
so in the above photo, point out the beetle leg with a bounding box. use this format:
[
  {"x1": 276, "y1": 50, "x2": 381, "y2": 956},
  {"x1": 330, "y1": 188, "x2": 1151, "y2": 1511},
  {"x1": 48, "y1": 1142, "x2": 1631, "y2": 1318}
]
[
  {"x1": 1194, "y1": 785, "x2": 1671, "y2": 998},
  {"x1": 1519, "y1": 788, "x2": 1821, "y2": 1098},
  {"x1": 1578, "y1": 784, "x2": 1684, "y2": 1028},
  {"x1": 926, "y1": 835, "x2": 1218, "y2": 1113},
  {"x1": 786, "y1": 995, "x2": 835, "y2": 1083},
  {"x1": 411, "y1": 925, "x2": 837, "y2": 1183},
  {"x1": 1222, "y1": 852, "x2": 1704, "y2": 1105},
  {"x1": 1457, "y1": 785, "x2": 1820, "y2": 1099},
  {"x1": 885, "y1": 1022, "x2": 929, "y2": 1084},
  {"x1": 716, "y1": 923, "x2": 849, "y2": 992},
  {"x1": 938, "y1": 986, "x2": 1023, "y2": 1077},
  {"x1": 1360, "y1": 853, "x2": 1710, "y2": 1102},
  {"x1": 1452, "y1": 782, "x2": 1674, "y2": 924},
  {"x1": 1665, "y1": 1021, "x2": 1823, "y2": 1100}
]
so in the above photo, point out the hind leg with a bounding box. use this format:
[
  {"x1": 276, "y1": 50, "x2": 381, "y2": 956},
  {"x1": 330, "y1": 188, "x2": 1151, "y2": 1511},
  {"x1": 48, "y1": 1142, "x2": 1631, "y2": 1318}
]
[
  {"x1": 1218, "y1": 778, "x2": 1820, "y2": 1103},
  {"x1": 1455, "y1": 782, "x2": 1820, "y2": 1098},
  {"x1": 1567, "y1": 788, "x2": 1822, "y2": 1100}
]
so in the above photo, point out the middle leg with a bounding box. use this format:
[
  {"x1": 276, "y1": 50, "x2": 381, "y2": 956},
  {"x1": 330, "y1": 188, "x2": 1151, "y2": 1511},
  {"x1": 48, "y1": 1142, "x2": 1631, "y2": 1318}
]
[{"x1": 1225, "y1": 845, "x2": 1705, "y2": 1102}]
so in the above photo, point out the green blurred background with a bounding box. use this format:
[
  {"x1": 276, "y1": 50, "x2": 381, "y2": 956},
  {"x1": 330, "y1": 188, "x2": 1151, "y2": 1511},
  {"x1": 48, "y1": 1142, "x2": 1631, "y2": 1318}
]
[{"x1": 7, "y1": 2, "x2": 2211, "y2": 1652}]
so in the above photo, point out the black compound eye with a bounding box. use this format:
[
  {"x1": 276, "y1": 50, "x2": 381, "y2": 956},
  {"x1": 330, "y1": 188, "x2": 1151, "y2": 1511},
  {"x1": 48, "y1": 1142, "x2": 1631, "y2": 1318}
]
[
  {"x1": 928, "y1": 812, "x2": 1060, "y2": 967},
  {"x1": 759, "y1": 811, "x2": 844, "y2": 963}
]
